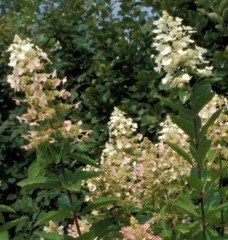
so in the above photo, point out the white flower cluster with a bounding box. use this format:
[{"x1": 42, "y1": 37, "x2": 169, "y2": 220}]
[
  {"x1": 7, "y1": 35, "x2": 85, "y2": 149},
  {"x1": 86, "y1": 108, "x2": 191, "y2": 213},
  {"x1": 40, "y1": 220, "x2": 90, "y2": 239},
  {"x1": 7, "y1": 35, "x2": 49, "y2": 91},
  {"x1": 159, "y1": 115, "x2": 189, "y2": 148},
  {"x1": 152, "y1": 11, "x2": 213, "y2": 88},
  {"x1": 159, "y1": 95, "x2": 228, "y2": 163},
  {"x1": 120, "y1": 217, "x2": 163, "y2": 240},
  {"x1": 86, "y1": 108, "x2": 144, "y2": 208},
  {"x1": 40, "y1": 221, "x2": 64, "y2": 240},
  {"x1": 199, "y1": 94, "x2": 228, "y2": 159},
  {"x1": 108, "y1": 107, "x2": 138, "y2": 138}
]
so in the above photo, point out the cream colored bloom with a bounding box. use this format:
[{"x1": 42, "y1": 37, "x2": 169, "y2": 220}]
[{"x1": 152, "y1": 11, "x2": 213, "y2": 89}]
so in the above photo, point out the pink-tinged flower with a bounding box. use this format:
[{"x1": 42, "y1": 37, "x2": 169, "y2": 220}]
[
  {"x1": 182, "y1": 219, "x2": 187, "y2": 224},
  {"x1": 34, "y1": 73, "x2": 48, "y2": 83},
  {"x1": 60, "y1": 89, "x2": 71, "y2": 99},
  {"x1": 53, "y1": 78, "x2": 61, "y2": 87},
  {"x1": 7, "y1": 35, "x2": 87, "y2": 149},
  {"x1": 120, "y1": 217, "x2": 163, "y2": 240},
  {"x1": 62, "y1": 77, "x2": 67, "y2": 84},
  {"x1": 35, "y1": 45, "x2": 49, "y2": 61},
  {"x1": 67, "y1": 220, "x2": 90, "y2": 238},
  {"x1": 7, "y1": 74, "x2": 20, "y2": 91},
  {"x1": 119, "y1": 227, "x2": 135, "y2": 240},
  {"x1": 27, "y1": 58, "x2": 41, "y2": 72},
  {"x1": 64, "y1": 120, "x2": 72, "y2": 131},
  {"x1": 15, "y1": 100, "x2": 21, "y2": 106}
]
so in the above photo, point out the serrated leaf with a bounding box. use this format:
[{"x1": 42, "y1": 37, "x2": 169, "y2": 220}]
[
  {"x1": 196, "y1": 139, "x2": 211, "y2": 164},
  {"x1": 28, "y1": 160, "x2": 45, "y2": 179},
  {"x1": 0, "y1": 217, "x2": 28, "y2": 232},
  {"x1": 0, "y1": 205, "x2": 16, "y2": 213},
  {"x1": 17, "y1": 177, "x2": 61, "y2": 189},
  {"x1": 70, "y1": 153, "x2": 98, "y2": 168},
  {"x1": 171, "y1": 116, "x2": 195, "y2": 139},
  {"x1": 206, "y1": 202, "x2": 228, "y2": 219},
  {"x1": 200, "y1": 109, "x2": 223, "y2": 140},
  {"x1": 81, "y1": 197, "x2": 119, "y2": 214},
  {"x1": 35, "y1": 210, "x2": 71, "y2": 226},
  {"x1": 166, "y1": 141, "x2": 193, "y2": 165},
  {"x1": 170, "y1": 194, "x2": 198, "y2": 218},
  {"x1": 175, "y1": 223, "x2": 190, "y2": 234}
]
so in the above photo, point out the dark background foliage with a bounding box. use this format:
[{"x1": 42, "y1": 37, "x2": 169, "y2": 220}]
[{"x1": 0, "y1": 0, "x2": 227, "y2": 238}]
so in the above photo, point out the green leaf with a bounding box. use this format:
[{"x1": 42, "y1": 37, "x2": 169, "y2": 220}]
[
  {"x1": 190, "y1": 85, "x2": 215, "y2": 113},
  {"x1": 219, "y1": 186, "x2": 228, "y2": 197},
  {"x1": 62, "y1": 181, "x2": 82, "y2": 192},
  {"x1": 35, "y1": 231, "x2": 63, "y2": 240},
  {"x1": 207, "y1": 12, "x2": 220, "y2": 23},
  {"x1": 81, "y1": 197, "x2": 119, "y2": 214},
  {"x1": 70, "y1": 153, "x2": 98, "y2": 168},
  {"x1": 206, "y1": 202, "x2": 228, "y2": 219},
  {"x1": 0, "y1": 213, "x2": 4, "y2": 224},
  {"x1": 0, "y1": 205, "x2": 16, "y2": 213},
  {"x1": 170, "y1": 193, "x2": 198, "y2": 218},
  {"x1": 196, "y1": 139, "x2": 211, "y2": 164},
  {"x1": 175, "y1": 223, "x2": 190, "y2": 234},
  {"x1": 165, "y1": 141, "x2": 193, "y2": 165},
  {"x1": 75, "y1": 218, "x2": 119, "y2": 240},
  {"x1": 219, "y1": 0, "x2": 228, "y2": 13},
  {"x1": 207, "y1": 149, "x2": 217, "y2": 164},
  {"x1": 158, "y1": 97, "x2": 186, "y2": 113},
  {"x1": 35, "y1": 210, "x2": 71, "y2": 226},
  {"x1": 199, "y1": 109, "x2": 223, "y2": 140},
  {"x1": 178, "y1": 89, "x2": 190, "y2": 103},
  {"x1": 222, "y1": 7, "x2": 228, "y2": 22},
  {"x1": 0, "y1": 217, "x2": 28, "y2": 232},
  {"x1": 17, "y1": 177, "x2": 61, "y2": 189},
  {"x1": 191, "y1": 84, "x2": 211, "y2": 98},
  {"x1": 171, "y1": 116, "x2": 195, "y2": 139},
  {"x1": 0, "y1": 231, "x2": 9, "y2": 240},
  {"x1": 189, "y1": 143, "x2": 197, "y2": 160},
  {"x1": 73, "y1": 168, "x2": 102, "y2": 182},
  {"x1": 187, "y1": 176, "x2": 203, "y2": 192},
  {"x1": 191, "y1": 92, "x2": 215, "y2": 114},
  {"x1": 28, "y1": 160, "x2": 46, "y2": 179}
]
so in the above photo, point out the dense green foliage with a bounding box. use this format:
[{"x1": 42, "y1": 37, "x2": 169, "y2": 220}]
[{"x1": 0, "y1": 0, "x2": 227, "y2": 239}]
